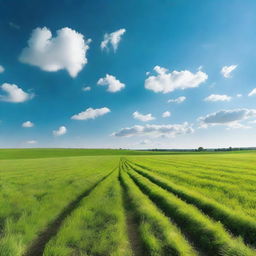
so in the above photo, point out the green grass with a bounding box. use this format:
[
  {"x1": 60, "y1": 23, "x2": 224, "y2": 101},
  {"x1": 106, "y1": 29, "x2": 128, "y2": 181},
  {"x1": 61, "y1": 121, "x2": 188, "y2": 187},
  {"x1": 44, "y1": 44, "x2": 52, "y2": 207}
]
[
  {"x1": 126, "y1": 159, "x2": 256, "y2": 246},
  {"x1": 43, "y1": 170, "x2": 132, "y2": 256},
  {"x1": 0, "y1": 155, "x2": 119, "y2": 255},
  {"x1": 126, "y1": 165, "x2": 256, "y2": 256},
  {"x1": 0, "y1": 148, "x2": 254, "y2": 160},
  {"x1": 1, "y1": 149, "x2": 256, "y2": 255},
  {"x1": 119, "y1": 161, "x2": 197, "y2": 256}
]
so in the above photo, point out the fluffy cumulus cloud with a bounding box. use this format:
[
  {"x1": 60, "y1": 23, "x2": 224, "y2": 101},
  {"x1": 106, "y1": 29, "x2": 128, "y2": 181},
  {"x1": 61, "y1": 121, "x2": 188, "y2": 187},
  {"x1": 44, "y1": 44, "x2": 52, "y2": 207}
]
[
  {"x1": 19, "y1": 27, "x2": 91, "y2": 77},
  {"x1": 71, "y1": 107, "x2": 110, "y2": 120},
  {"x1": 112, "y1": 122, "x2": 193, "y2": 138},
  {"x1": 133, "y1": 111, "x2": 155, "y2": 122},
  {"x1": 0, "y1": 65, "x2": 4, "y2": 73},
  {"x1": 97, "y1": 74, "x2": 125, "y2": 93},
  {"x1": 22, "y1": 121, "x2": 34, "y2": 128},
  {"x1": 168, "y1": 96, "x2": 186, "y2": 103},
  {"x1": 145, "y1": 66, "x2": 208, "y2": 94},
  {"x1": 199, "y1": 108, "x2": 256, "y2": 128},
  {"x1": 162, "y1": 111, "x2": 171, "y2": 118},
  {"x1": 0, "y1": 83, "x2": 34, "y2": 103},
  {"x1": 101, "y1": 28, "x2": 126, "y2": 51},
  {"x1": 204, "y1": 94, "x2": 232, "y2": 102},
  {"x1": 248, "y1": 88, "x2": 256, "y2": 97},
  {"x1": 221, "y1": 65, "x2": 237, "y2": 78},
  {"x1": 53, "y1": 126, "x2": 67, "y2": 136}
]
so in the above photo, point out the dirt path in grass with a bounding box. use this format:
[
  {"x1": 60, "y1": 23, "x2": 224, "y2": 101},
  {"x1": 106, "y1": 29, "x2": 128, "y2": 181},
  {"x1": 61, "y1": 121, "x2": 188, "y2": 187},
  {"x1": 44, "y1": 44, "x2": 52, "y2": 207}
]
[
  {"x1": 125, "y1": 208, "x2": 145, "y2": 256},
  {"x1": 118, "y1": 162, "x2": 145, "y2": 256},
  {"x1": 24, "y1": 169, "x2": 115, "y2": 256}
]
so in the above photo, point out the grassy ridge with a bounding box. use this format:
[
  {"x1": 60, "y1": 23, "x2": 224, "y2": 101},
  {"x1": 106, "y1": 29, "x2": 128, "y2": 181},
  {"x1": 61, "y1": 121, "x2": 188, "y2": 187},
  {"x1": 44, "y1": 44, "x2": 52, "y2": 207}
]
[
  {"x1": 129, "y1": 155, "x2": 256, "y2": 218},
  {"x1": 127, "y1": 160, "x2": 256, "y2": 246},
  {"x1": 126, "y1": 165, "x2": 256, "y2": 256},
  {"x1": 119, "y1": 160, "x2": 197, "y2": 256}
]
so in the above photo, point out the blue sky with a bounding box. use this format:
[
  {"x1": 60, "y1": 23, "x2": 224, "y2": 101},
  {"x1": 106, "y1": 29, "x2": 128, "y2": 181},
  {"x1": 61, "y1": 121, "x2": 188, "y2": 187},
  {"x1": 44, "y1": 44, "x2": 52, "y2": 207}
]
[{"x1": 0, "y1": 0, "x2": 256, "y2": 149}]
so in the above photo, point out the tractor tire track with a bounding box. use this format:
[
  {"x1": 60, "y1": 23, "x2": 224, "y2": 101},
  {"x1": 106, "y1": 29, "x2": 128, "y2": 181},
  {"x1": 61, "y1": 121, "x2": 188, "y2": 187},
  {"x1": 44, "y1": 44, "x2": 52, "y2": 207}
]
[
  {"x1": 24, "y1": 168, "x2": 116, "y2": 256},
  {"x1": 118, "y1": 165, "x2": 146, "y2": 256}
]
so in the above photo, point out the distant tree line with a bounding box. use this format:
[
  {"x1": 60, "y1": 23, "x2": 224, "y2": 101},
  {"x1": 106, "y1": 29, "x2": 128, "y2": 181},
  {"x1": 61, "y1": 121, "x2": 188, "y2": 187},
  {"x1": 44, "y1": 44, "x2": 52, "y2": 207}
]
[{"x1": 143, "y1": 147, "x2": 256, "y2": 152}]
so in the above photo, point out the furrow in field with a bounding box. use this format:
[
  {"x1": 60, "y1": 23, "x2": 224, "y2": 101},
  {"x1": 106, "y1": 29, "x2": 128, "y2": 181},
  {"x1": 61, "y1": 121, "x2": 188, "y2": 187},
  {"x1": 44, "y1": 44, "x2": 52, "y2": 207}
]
[
  {"x1": 125, "y1": 162, "x2": 256, "y2": 256},
  {"x1": 119, "y1": 159, "x2": 199, "y2": 256},
  {"x1": 127, "y1": 160, "x2": 256, "y2": 203},
  {"x1": 137, "y1": 158, "x2": 256, "y2": 186},
  {"x1": 24, "y1": 167, "x2": 116, "y2": 256},
  {"x1": 118, "y1": 160, "x2": 146, "y2": 256},
  {"x1": 134, "y1": 157, "x2": 256, "y2": 178},
  {"x1": 126, "y1": 160, "x2": 256, "y2": 247},
  {"x1": 128, "y1": 159, "x2": 256, "y2": 192},
  {"x1": 43, "y1": 165, "x2": 132, "y2": 256}
]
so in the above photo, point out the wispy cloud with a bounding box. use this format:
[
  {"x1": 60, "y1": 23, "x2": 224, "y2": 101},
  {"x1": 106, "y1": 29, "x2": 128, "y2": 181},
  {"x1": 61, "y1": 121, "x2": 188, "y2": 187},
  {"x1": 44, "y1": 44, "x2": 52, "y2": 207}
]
[
  {"x1": 168, "y1": 96, "x2": 186, "y2": 103},
  {"x1": 112, "y1": 122, "x2": 193, "y2": 138},
  {"x1": 221, "y1": 65, "x2": 237, "y2": 78},
  {"x1": 71, "y1": 107, "x2": 110, "y2": 120},
  {"x1": 248, "y1": 88, "x2": 256, "y2": 97},
  {"x1": 0, "y1": 65, "x2": 4, "y2": 73},
  {"x1": 82, "y1": 86, "x2": 91, "y2": 92},
  {"x1": 26, "y1": 140, "x2": 37, "y2": 144},
  {"x1": 199, "y1": 108, "x2": 256, "y2": 128},
  {"x1": 204, "y1": 94, "x2": 232, "y2": 102},
  {"x1": 101, "y1": 28, "x2": 126, "y2": 51}
]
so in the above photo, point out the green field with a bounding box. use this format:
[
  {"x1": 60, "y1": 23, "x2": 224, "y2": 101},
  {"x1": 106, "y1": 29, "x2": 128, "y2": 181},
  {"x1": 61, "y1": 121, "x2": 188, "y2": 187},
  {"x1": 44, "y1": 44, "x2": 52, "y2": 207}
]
[{"x1": 0, "y1": 149, "x2": 256, "y2": 256}]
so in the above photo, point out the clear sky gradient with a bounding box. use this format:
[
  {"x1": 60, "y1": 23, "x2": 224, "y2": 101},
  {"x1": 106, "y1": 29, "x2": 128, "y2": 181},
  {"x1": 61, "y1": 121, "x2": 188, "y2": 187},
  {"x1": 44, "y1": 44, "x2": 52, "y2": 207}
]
[{"x1": 0, "y1": 0, "x2": 256, "y2": 149}]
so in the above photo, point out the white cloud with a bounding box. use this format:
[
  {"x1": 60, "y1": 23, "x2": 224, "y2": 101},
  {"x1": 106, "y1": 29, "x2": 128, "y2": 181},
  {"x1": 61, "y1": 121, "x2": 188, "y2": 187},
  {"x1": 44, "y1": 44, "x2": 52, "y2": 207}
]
[
  {"x1": 221, "y1": 65, "x2": 237, "y2": 78},
  {"x1": 145, "y1": 66, "x2": 208, "y2": 93},
  {"x1": 19, "y1": 27, "x2": 91, "y2": 77},
  {"x1": 204, "y1": 94, "x2": 232, "y2": 102},
  {"x1": 199, "y1": 108, "x2": 256, "y2": 128},
  {"x1": 0, "y1": 65, "x2": 4, "y2": 73},
  {"x1": 133, "y1": 111, "x2": 155, "y2": 122},
  {"x1": 168, "y1": 96, "x2": 186, "y2": 103},
  {"x1": 22, "y1": 121, "x2": 34, "y2": 128},
  {"x1": 53, "y1": 126, "x2": 67, "y2": 136},
  {"x1": 82, "y1": 86, "x2": 91, "y2": 92},
  {"x1": 26, "y1": 140, "x2": 37, "y2": 144},
  {"x1": 248, "y1": 88, "x2": 256, "y2": 97},
  {"x1": 237, "y1": 94, "x2": 242, "y2": 98},
  {"x1": 162, "y1": 111, "x2": 171, "y2": 118},
  {"x1": 140, "y1": 139, "x2": 151, "y2": 145},
  {"x1": 97, "y1": 74, "x2": 125, "y2": 93},
  {"x1": 0, "y1": 83, "x2": 34, "y2": 103},
  {"x1": 112, "y1": 122, "x2": 193, "y2": 138},
  {"x1": 71, "y1": 107, "x2": 110, "y2": 120},
  {"x1": 101, "y1": 28, "x2": 126, "y2": 51}
]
